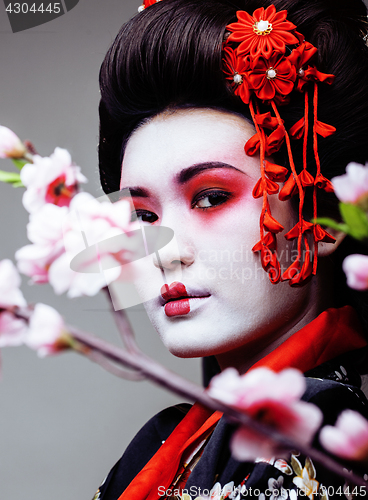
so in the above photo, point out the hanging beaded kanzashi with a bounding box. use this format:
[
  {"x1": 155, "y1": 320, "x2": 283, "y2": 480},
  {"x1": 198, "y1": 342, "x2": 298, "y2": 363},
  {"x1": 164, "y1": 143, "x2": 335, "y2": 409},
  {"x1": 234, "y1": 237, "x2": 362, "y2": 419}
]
[
  {"x1": 222, "y1": 5, "x2": 336, "y2": 286},
  {"x1": 139, "y1": 1, "x2": 337, "y2": 286}
]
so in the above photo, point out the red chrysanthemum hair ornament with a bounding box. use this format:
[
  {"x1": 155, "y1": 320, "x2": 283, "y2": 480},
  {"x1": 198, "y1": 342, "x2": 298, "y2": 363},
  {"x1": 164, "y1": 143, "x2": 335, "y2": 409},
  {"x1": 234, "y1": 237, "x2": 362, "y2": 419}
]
[
  {"x1": 138, "y1": 2, "x2": 336, "y2": 286},
  {"x1": 223, "y1": 4, "x2": 336, "y2": 286},
  {"x1": 138, "y1": 0, "x2": 162, "y2": 12}
]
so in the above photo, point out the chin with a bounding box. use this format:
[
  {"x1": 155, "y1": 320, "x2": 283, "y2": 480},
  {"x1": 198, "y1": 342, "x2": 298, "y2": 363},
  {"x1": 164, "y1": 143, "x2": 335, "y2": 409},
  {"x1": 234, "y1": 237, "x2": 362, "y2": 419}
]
[
  {"x1": 147, "y1": 304, "x2": 243, "y2": 359},
  {"x1": 161, "y1": 337, "x2": 208, "y2": 358},
  {"x1": 158, "y1": 328, "x2": 229, "y2": 359},
  {"x1": 167, "y1": 347, "x2": 201, "y2": 359}
]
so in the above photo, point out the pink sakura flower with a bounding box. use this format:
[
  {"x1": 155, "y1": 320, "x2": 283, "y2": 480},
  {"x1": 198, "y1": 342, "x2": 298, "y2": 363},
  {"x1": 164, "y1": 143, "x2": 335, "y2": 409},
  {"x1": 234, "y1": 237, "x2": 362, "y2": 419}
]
[
  {"x1": 16, "y1": 191, "x2": 140, "y2": 297},
  {"x1": 0, "y1": 311, "x2": 28, "y2": 347},
  {"x1": 342, "y1": 254, "x2": 368, "y2": 291},
  {"x1": 48, "y1": 192, "x2": 140, "y2": 298},
  {"x1": 320, "y1": 409, "x2": 368, "y2": 463},
  {"x1": 20, "y1": 147, "x2": 87, "y2": 213},
  {"x1": 0, "y1": 259, "x2": 28, "y2": 347},
  {"x1": 0, "y1": 126, "x2": 26, "y2": 159},
  {"x1": 0, "y1": 259, "x2": 26, "y2": 309},
  {"x1": 25, "y1": 303, "x2": 72, "y2": 357},
  {"x1": 208, "y1": 367, "x2": 322, "y2": 461},
  {"x1": 331, "y1": 162, "x2": 368, "y2": 204},
  {"x1": 15, "y1": 204, "x2": 68, "y2": 284}
]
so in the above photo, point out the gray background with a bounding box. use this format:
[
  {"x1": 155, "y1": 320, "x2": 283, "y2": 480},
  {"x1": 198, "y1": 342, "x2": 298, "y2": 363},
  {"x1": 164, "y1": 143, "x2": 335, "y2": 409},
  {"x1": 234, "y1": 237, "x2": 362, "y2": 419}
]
[
  {"x1": 1, "y1": 2, "x2": 368, "y2": 499},
  {"x1": 0, "y1": 2, "x2": 201, "y2": 499}
]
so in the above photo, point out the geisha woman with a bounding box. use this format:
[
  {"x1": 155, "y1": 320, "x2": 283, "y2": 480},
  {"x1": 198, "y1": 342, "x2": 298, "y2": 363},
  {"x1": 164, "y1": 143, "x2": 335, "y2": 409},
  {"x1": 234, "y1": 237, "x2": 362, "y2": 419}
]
[{"x1": 94, "y1": 0, "x2": 368, "y2": 498}]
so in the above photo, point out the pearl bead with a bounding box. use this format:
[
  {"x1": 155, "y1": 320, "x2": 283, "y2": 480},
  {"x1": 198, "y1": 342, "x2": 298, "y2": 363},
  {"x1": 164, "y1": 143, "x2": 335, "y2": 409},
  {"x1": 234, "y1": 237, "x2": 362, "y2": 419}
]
[
  {"x1": 266, "y1": 68, "x2": 277, "y2": 79},
  {"x1": 257, "y1": 20, "x2": 270, "y2": 32},
  {"x1": 233, "y1": 73, "x2": 243, "y2": 84},
  {"x1": 253, "y1": 20, "x2": 273, "y2": 35}
]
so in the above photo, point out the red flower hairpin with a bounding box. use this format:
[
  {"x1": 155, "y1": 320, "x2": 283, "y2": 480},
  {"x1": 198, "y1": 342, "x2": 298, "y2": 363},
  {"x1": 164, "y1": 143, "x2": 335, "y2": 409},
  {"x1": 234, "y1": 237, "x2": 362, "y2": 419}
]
[
  {"x1": 226, "y1": 5, "x2": 300, "y2": 59},
  {"x1": 138, "y1": 1, "x2": 336, "y2": 286},
  {"x1": 223, "y1": 5, "x2": 336, "y2": 286},
  {"x1": 138, "y1": 0, "x2": 161, "y2": 12}
]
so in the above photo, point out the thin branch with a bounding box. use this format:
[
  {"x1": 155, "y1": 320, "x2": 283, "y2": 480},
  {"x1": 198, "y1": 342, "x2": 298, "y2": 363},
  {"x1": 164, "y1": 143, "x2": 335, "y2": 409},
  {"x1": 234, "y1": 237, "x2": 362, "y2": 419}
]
[
  {"x1": 69, "y1": 318, "x2": 368, "y2": 488},
  {"x1": 84, "y1": 350, "x2": 146, "y2": 381},
  {"x1": 113, "y1": 309, "x2": 141, "y2": 355},
  {"x1": 103, "y1": 287, "x2": 140, "y2": 355},
  {"x1": 11, "y1": 305, "x2": 368, "y2": 487}
]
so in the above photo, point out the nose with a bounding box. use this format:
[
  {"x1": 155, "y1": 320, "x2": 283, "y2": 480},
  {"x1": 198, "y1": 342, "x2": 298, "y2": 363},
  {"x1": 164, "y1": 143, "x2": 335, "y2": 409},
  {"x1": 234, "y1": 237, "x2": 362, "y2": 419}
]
[{"x1": 152, "y1": 233, "x2": 195, "y2": 272}]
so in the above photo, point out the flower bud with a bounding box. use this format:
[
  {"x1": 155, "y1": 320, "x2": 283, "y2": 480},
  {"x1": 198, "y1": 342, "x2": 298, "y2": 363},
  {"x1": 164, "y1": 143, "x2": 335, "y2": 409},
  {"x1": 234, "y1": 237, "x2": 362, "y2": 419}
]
[
  {"x1": 342, "y1": 254, "x2": 368, "y2": 290},
  {"x1": 0, "y1": 126, "x2": 26, "y2": 159},
  {"x1": 332, "y1": 162, "x2": 368, "y2": 205}
]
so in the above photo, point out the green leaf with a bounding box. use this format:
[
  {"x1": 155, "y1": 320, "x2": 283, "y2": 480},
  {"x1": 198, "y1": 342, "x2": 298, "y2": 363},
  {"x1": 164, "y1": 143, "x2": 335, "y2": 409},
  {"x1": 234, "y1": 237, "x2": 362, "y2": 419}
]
[
  {"x1": 11, "y1": 181, "x2": 24, "y2": 188},
  {"x1": 0, "y1": 169, "x2": 22, "y2": 184},
  {"x1": 313, "y1": 217, "x2": 349, "y2": 234},
  {"x1": 11, "y1": 158, "x2": 27, "y2": 170},
  {"x1": 339, "y1": 202, "x2": 368, "y2": 240}
]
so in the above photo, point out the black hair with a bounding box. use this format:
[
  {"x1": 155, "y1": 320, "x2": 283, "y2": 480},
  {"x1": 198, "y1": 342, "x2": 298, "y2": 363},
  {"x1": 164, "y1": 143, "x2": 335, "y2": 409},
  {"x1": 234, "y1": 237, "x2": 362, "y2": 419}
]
[
  {"x1": 99, "y1": 0, "x2": 368, "y2": 194},
  {"x1": 99, "y1": 0, "x2": 368, "y2": 355}
]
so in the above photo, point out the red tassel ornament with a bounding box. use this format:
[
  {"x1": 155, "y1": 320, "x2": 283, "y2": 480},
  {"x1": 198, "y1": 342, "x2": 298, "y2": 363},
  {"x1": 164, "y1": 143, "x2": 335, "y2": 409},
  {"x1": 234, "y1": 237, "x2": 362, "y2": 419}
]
[
  {"x1": 138, "y1": 2, "x2": 337, "y2": 286},
  {"x1": 222, "y1": 4, "x2": 337, "y2": 286}
]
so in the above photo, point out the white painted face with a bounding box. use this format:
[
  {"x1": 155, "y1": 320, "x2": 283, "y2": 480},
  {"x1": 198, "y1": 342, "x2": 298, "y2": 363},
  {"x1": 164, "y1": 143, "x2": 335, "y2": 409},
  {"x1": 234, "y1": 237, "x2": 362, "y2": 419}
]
[{"x1": 121, "y1": 108, "x2": 320, "y2": 372}]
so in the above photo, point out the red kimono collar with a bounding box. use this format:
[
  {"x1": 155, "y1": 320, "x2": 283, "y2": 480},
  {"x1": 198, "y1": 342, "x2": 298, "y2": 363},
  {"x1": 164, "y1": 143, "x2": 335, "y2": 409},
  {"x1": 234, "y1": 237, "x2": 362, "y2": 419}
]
[{"x1": 118, "y1": 306, "x2": 367, "y2": 500}]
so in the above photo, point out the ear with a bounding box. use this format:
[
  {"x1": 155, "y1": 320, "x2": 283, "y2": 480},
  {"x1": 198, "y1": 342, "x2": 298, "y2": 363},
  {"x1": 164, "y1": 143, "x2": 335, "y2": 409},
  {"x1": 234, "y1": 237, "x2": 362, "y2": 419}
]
[{"x1": 317, "y1": 229, "x2": 346, "y2": 257}]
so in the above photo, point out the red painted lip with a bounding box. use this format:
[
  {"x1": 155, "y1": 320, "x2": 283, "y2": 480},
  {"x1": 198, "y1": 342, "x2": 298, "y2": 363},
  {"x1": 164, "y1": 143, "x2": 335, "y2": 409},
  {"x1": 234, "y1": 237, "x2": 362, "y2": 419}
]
[
  {"x1": 164, "y1": 298, "x2": 190, "y2": 317},
  {"x1": 160, "y1": 282, "x2": 211, "y2": 317},
  {"x1": 160, "y1": 281, "x2": 189, "y2": 302},
  {"x1": 161, "y1": 283, "x2": 190, "y2": 317}
]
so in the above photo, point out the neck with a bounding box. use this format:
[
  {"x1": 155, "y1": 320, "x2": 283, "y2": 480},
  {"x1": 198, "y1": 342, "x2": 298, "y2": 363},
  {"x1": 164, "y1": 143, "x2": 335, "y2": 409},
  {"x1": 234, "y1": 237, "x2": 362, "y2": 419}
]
[{"x1": 215, "y1": 271, "x2": 334, "y2": 374}]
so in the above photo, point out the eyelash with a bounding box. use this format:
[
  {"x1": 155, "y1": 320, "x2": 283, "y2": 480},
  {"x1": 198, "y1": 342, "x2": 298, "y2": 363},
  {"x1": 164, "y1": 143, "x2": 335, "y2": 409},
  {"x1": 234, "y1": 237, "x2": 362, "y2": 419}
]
[
  {"x1": 131, "y1": 210, "x2": 158, "y2": 224},
  {"x1": 191, "y1": 189, "x2": 232, "y2": 210},
  {"x1": 131, "y1": 189, "x2": 232, "y2": 223}
]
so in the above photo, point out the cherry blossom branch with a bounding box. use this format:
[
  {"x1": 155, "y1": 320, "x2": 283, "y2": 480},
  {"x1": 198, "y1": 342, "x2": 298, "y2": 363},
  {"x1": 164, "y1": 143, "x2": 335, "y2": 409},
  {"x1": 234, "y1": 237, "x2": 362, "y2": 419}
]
[
  {"x1": 13, "y1": 305, "x2": 146, "y2": 381},
  {"x1": 1, "y1": 129, "x2": 367, "y2": 488},
  {"x1": 84, "y1": 349, "x2": 146, "y2": 381},
  {"x1": 4, "y1": 302, "x2": 368, "y2": 487},
  {"x1": 103, "y1": 287, "x2": 141, "y2": 355},
  {"x1": 66, "y1": 309, "x2": 368, "y2": 488}
]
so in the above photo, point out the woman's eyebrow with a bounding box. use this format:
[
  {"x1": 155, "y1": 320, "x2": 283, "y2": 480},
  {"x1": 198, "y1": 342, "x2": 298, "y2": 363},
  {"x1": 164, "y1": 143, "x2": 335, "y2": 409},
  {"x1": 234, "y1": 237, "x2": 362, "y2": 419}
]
[
  {"x1": 119, "y1": 163, "x2": 247, "y2": 195},
  {"x1": 119, "y1": 186, "x2": 150, "y2": 198},
  {"x1": 177, "y1": 162, "x2": 247, "y2": 184}
]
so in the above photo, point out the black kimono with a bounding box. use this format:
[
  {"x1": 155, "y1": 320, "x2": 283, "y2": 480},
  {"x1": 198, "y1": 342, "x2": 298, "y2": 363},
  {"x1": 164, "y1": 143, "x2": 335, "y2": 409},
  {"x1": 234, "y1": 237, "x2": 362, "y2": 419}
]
[{"x1": 94, "y1": 349, "x2": 368, "y2": 500}]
